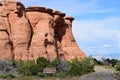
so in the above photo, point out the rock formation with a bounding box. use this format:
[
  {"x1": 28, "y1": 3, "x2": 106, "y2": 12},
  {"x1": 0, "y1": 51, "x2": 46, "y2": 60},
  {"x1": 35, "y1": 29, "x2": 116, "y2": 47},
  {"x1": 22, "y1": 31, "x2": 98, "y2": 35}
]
[
  {"x1": 0, "y1": 0, "x2": 31, "y2": 60},
  {"x1": 26, "y1": 7, "x2": 57, "y2": 61},
  {"x1": 62, "y1": 16, "x2": 86, "y2": 60},
  {"x1": 0, "y1": 0, "x2": 86, "y2": 61}
]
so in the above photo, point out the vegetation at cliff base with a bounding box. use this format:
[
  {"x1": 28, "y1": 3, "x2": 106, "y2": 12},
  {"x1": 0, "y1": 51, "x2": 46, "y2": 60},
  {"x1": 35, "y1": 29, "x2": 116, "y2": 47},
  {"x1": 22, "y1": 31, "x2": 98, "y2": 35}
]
[
  {"x1": 116, "y1": 61, "x2": 120, "y2": 70},
  {"x1": 0, "y1": 57, "x2": 95, "y2": 78}
]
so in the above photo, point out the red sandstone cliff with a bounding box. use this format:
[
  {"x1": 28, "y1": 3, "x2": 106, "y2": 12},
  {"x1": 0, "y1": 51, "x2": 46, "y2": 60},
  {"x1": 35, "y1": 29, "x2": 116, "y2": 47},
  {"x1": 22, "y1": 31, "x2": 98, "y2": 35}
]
[{"x1": 0, "y1": 0, "x2": 86, "y2": 61}]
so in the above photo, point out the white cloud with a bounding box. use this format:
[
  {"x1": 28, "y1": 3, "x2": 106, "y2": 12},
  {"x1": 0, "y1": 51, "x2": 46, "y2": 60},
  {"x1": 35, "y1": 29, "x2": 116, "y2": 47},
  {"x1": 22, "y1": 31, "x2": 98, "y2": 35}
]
[
  {"x1": 73, "y1": 17, "x2": 120, "y2": 42},
  {"x1": 103, "y1": 44, "x2": 112, "y2": 48},
  {"x1": 72, "y1": 16, "x2": 120, "y2": 59}
]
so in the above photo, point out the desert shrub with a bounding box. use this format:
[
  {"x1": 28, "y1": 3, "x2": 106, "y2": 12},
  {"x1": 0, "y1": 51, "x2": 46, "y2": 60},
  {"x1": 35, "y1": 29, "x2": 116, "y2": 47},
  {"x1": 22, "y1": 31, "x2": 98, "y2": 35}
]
[
  {"x1": 93, "y1": 58, "x2": 102, "y2": 65},
  {"x1": 57, "y1": 59, "x2": 71, "y2": 73},
  {"x1": 0, "y1": 57, "x2": 94, "y2": 77},
  {"x1": 46, "y1": 57, "x2": 94, "y2": 76},
  {"x1": 68, "y1": 57, "x2": 94, "y2": 76},
  {"x1": 116, "y1": 61, "x2": 120, "y2": 70},
  {"x1": 80, "y1": 58, "x2": 94, "y2": 74},
  {"x1": 0, "y1": 74, "x2": 15, "y2": 78},
  {"x1": 17, "y1": 60, "x2": 39, "y2": 76},
  {"x1": 68, "y1": 58, "x2": 81, "y2": 76},
  {"x1": 36, "y1": 57, "x2": 48, "y2": 68},
  {"x1": 46, "y1": 58, "x2": 58, "y2": 68},
  {"x1": 0, "y1": 60, "x2": 18, "y2": 77},
  {"x1": 110, "y1": 59, "x2": 118, "y2": 67},
  {"x1": 47, "y1": 58, "x2": 70, "y2": 73}
]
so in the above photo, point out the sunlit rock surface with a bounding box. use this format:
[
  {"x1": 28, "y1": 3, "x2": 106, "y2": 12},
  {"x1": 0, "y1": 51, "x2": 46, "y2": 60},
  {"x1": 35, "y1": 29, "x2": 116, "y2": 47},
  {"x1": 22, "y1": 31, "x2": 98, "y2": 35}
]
[{"x1": 0, "y1": 0, "x2": 86, "y2": 61}]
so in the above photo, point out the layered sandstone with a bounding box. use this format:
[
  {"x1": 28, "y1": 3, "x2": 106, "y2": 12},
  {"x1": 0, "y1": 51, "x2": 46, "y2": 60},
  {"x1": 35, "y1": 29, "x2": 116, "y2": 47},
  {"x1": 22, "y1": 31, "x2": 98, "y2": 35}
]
[
  {"x1": 0, "y1": 0, "x2": 31, "y2": 60},
  {"x1": 26, "y1": 6, "x2": 57, "y2": 61},
  {"x1": 0, "y1": 0, "x2": 86, "y2": 61},
  {"x1": 62, "y1": 16, "x2": 86, "y2": 60}
]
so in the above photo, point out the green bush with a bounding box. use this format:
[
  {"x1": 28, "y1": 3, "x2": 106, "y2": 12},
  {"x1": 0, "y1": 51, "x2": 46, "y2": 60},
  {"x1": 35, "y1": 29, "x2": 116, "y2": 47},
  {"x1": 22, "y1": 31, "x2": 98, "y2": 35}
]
[
  {"x1": 17, "y1": 60, "x2": 39, "y2": 76},
  {"x1": 54, "y1": 72, "x2": 67, "y2": 78},
  {"x1": 46, "y1": 58, "x2": 58, "y2": 68},
  {"x1": 68, "y1": 58, "x2": 81, "y2": 76},
  {"x1": 0, "y1": 57, "x2": 94, "y2": 77},
  {"x1": 0, "y1": 74, "x2": 15, "y2": 78},
  {"x1": 36, "y1": 57, "x2": 48, "y2": 67},
  {"x1": 80, "y1": 58, "x2": 94, "y2": 74},
  {"x1": 68, "y1": 57, "x2": 94, "y2": 76},
  {"x1": 37, "y1": 72, "x2": 45, "y2": 77},
  {"x1": 116, "y1": 61, "x2": 120, "y2": 70},
  {"x1": 110, "y1": 59, "x2": 118, "y2": 67}
]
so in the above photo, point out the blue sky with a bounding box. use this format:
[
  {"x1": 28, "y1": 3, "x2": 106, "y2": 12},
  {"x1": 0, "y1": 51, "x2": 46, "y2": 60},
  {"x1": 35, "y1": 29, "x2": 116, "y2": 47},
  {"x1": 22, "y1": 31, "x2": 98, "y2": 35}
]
[{"x1": 18, "y1": 0, "x2": 120, "y2": 60}]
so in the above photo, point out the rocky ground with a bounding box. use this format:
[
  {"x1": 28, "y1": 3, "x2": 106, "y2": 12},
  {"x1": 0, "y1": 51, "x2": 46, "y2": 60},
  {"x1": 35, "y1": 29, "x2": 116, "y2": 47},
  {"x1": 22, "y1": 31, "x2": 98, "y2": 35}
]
[{"x1": 80, "y1": 66, "x2": 119, "y2": 80}]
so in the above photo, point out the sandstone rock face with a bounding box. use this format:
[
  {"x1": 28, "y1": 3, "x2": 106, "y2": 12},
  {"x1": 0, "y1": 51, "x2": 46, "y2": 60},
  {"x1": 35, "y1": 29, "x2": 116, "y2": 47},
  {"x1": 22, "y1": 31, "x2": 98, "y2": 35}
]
[
  {"x1": 0, "y1": 16, "x2": 12, "y2": 60},
  {"x1": 0, "y1": 0, "x2": 31, "y2": 60},
  {"x1": 7, "y1": 1, "x2": 31, "y2": 60},
  {"x1": 26, "y1": 7, "x2": 57, "y2": 61},
  {"x1": 61, "y1": 16, "x2": 86, "y2": 60},
  {"x1": 0, "y1": 0, "x2": 86, "y2": 61}
]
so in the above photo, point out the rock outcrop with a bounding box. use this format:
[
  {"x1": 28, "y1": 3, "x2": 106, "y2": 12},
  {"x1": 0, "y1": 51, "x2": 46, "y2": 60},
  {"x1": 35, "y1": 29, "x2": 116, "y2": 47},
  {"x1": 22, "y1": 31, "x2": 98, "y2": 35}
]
[
  {"x1": 0, "y1": 0, "x2": 31, "y2": 60},
  {"x1": 0, "y1": 0, "x2": 86, "y2": 61},
  {"x1": 26, "y1": 7, "x2": 57, "y2": 61},
  {"x1": 62, "y1": 16, "x2": 86, "y2": 60}
]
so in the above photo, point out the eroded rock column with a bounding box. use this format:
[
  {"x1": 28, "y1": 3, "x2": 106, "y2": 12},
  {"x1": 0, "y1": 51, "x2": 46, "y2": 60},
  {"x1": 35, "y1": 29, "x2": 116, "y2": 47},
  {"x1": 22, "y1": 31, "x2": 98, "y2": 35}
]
[
  {"x1": 26, "y1": 7, "x2": 57, "y2": 61},
  {"x1": 4, "y1": 1, "x2": 31, "y2": 60},
  {"x1": 61, "y1": 16, "x2": 86, "y2": 60},
  {"x1": 0, "y1": 2, "x2": 13, "y2": 60}
]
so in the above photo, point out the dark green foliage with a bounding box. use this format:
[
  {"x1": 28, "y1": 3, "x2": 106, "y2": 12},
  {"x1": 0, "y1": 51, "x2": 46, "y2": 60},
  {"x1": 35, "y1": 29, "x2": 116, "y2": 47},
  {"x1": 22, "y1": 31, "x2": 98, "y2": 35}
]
[
  {"x1": 101, "y1": 58, "x2": 119, "y2": 66},
  {"x1": 0, "y1": 57, "x2": 95, "y2": 78},
  {"x1": 93, "y1": 58, "x2": 102, "y2": 65},
  {"x1": 68, "y1": 57, "x2": 94, "y2": 76},
  {"x1": 69, "y1": 58, "x2": 81, "y2": 76},
  {"x1": 116, "y1": 61, "x2": 120, "y2": 70},
  {"x1": 80, "y1": 58, "x2": 94, "y2": 74},
  {"x1": 36, "y1": 57, "x2": 49, "y2": 73},
  {"x1": 17, "y1": 60, "x2": 39, "y2": 76},
  {"x1": 37, "y1": 72, "x2": 45, "y2": 77},
  {"x1": 110, "y1": 59, "x2": 118, "y2": 67},
  {"x1": 46, "y1": 58, "x2": 58, "y2": 68},
  {"x1": 47, "y1": 58, "x2": 71, "y2": 73},
  {"x1": 36, "y1": 57, "x2": 48, "y2": 68},
  {"x1": 0, "y1": 74, "x2": 15, "y2": 78}
]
